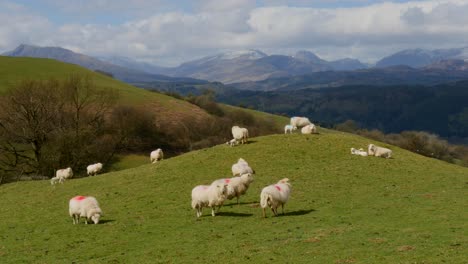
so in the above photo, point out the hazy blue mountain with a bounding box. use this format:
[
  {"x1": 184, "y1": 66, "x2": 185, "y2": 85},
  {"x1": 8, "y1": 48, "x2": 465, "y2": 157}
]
[
  {"x1": 2, "y1": 44, "x2": 204, "y2": 84},
  {"x1": 376, "y1": 47, "x2": 468, "y2": 68},
  {"x1": 162, "y1": 49, "x2": 366, "y2": 83},
  {"x1": 231, "y1": 62, "x2": 468, "y2": 91},
  {"x1": 98, "y1": 55, "x2": 169, "y2": 75}
]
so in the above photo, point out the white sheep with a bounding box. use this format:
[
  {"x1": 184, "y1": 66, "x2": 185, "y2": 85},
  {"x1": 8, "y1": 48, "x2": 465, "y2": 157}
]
[
  {"x1": 226, "y1": 138, "x2": 238, "y2": 147},
  {"x1": 290, "y1": 116, "x2": 312, "y2": 128},
  {"x1": 350, "y1": 147, "x2": 368, "y2": 157},
  {"x1": 55, "y1": 167, "x2": 73, "y2": 183},
  {"x1": 150, "y1": 148, "x2": 164, "y2": 164},
  {"x1": 260, "y1": 178, "x2": 292, "y2": 218},
  {"x1": 231, "y1": 158, "x2": 254, "y2": 176},
  {"x1": 87, "y1": 163, "x2": 103, "y2": 176},
  {"x1": 191, "y1": 180, "x2": 228, "y2": 218},
  {"x1": 50, "y1": 176, "x2": 60, "y2": 185},
  {"x1": 212, "y1": 173, "x2": 254, "y2": 204},
  {"x1": 69, "y1": 196, "x2": 102, "y2": 224},
  {"x1": 231, "y1": 126, "x2": 249, "y2": 144},
  {"x1": 284, "y1": 125, "x2": 297, "y2": 134},
  {"x1": 301, "y1": 124, "x2": 317, "y2": 134},
  {"x1": 368, "y1": 144, "x2": 392, "y2": 158}
]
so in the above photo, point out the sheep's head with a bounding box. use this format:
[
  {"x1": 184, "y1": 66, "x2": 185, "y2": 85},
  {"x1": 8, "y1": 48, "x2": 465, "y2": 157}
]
[
  {"x1": 240, "y1": 173, "x2": 254, "y2": 184},
  {"x1": 293, "y1": 126, "x2": 298, "y2": 130},
  {"x1": 91, "y1": 213, "x2": 101, "y2": 224},
  {"x1": 368, "y1": 144, "x2": 375, "y2": 155},
  {"x1": 278, "y1": 178, "x2": 290, "y2": 185}
]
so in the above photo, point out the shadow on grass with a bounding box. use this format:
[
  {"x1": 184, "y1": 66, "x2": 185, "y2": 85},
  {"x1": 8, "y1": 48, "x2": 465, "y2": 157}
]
[
  {"x1": 224, "y1": 201, "x2": 257, "y2": 206},
  {"x1": 216, "y1": 212, "x2": 253, "y2": 217},
  {"x1": 99, "y1": 219, "x2": 116, "y2": 224},
  {"x1": 279, "y1": 209, "x2": 316, "y2": 217}
]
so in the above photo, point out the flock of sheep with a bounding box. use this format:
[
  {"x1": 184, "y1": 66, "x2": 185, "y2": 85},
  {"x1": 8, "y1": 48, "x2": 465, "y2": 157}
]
[{"x1": 54, "y1": 115, "x2": 392, "y2": 224}]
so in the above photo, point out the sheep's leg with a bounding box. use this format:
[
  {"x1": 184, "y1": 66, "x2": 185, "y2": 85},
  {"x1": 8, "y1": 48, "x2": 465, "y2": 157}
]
[
  {"x1": 236, "y1": 196, "x2": 240, "y2": 205},
  {"x1": 211, "y1": 207, "x2": 216, "y2": 217},
  {"x1": 262, "y1": 208, "x2": 266, "y2": 218},
  {"x1": 272, "y1": 208, "x2": 277, "y2": 216},
  {"x1": 85, "y1": 218, "x2": 88, "y2": 224}
]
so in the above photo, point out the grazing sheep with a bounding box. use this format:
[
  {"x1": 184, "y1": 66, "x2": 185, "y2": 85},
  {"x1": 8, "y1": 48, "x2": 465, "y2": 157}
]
[
  {"x1": 226, "y1": 138, "x2": 239, "y2": 147},
  {"x1": 213, "y1": 173, "x2": 254, "y2": 204},
  {"x1": 301, "y1": 124, "x2": 317, "y2": 134},
  {"x1": 50, "y1": 176, "x2": 60, "y2": 185},
  {"x1": 350, "y1": 147, "x2": 368, "y2": 157},
  {"x1": 368, "y1": 144, "x2": 392, "y2": 158},
  {"x1": 87, "y1": 163, "x2": 103, "y2": 176},
  {"x1": 69, "y1": 196, "x2": 102, "y2": 224},
  {"x1": 290, "y1": 116, "x2": 312, "y2": 128},
  {"x1": 55, "y1": 167, "x2": 73, "y2": 183},
  {"x1": 284, "y1": 125, "x2": 297, "y2": 134},
  {"x1": 231, "y1": 158, "x2": 254, "y2": 176},
  {"x1": 231, "y1": 126, "x2": 249, "y2": 144},
  {"x1": 191, "y1": 180, "x2": 228, "y2": 218},
  {"x1": 150, "y1": 148, "x2": 164, "y2": 164},
  {"x1": 260, "y1": 178, "x2": 292, "y2": 218}
]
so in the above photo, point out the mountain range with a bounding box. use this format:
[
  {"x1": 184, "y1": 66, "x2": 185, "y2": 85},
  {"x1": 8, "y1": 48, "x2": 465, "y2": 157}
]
[
  {"x1": 3, "y1": 44, "x2": 468, "y2": 90},
  {"x1": 375, "y1": 47, "x2": 468, "y2": 68},
  {"x1": 101, "y1": 49, "x2": 368, "y2": 84},
  {"x1": 1, "y1": 44, "x2": 205, "y2": 84}
]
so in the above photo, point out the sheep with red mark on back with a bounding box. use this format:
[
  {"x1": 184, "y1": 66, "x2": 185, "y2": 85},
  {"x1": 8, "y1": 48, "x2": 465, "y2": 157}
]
[{"x1": 260, "y1": 178, "x2": 292, "y2": 218}]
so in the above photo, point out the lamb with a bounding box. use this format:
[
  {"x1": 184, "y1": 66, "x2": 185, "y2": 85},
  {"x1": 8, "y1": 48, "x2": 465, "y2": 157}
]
[
  {"x1": 301, "y1": 124, "x2": 317, "y2": 134},
  {"x1": 231, "y1": 158, "x2": 254, "y2": 176},
  {"x1": 290, "y1": 116, "x2": 312, "y2": 128},
  {"x1": 368, "y1": 144, "x2": 392, "y2": 158},
  {"x1": 260, "y1": 178, "x2": 292, "y2": 218},
  {"x1": 150, "y1": 148, "x2": 164, "y2": 164},
  {"x1": 87, "y1": 163, "x2": 103, "y2": 176},
  {"x1": 284, "y1": 124, "x2": 297, "y2": 134},
  {"x1": 226, "y1": 138, "x2": 238, "y2": 147},
  {"x1": 212, "y1": 173, "x2": 254, "y2": 204},
  {"x1": 55, "y1": 167, "x2": 73, "y2": 183},
  {"x1": 350, "y1": 147, "x2": 368, "y2": 157},
  {"x1": 231, "y1": 126, "x2": 249, "y2": 144},
  {"x1": 191, "y1": 180, "x2": 228, "y2": 218},
  {"x1": 69, "y1": 196, "x2": 102, "y2": 224},
  {"x1": 50, "y1": 176, "x2": 60, "y2": 185}
]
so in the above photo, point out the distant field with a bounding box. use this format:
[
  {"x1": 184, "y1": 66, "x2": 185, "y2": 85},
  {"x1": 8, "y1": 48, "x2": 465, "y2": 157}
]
[{"x1": 0, "y1": 131, "x2": 466, "y2": 263}]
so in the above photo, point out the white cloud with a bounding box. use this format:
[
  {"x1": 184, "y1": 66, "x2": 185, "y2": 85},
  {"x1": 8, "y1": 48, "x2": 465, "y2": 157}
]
[{"x1": 2, "y1": 0, "x2": 468, "y2": 65}]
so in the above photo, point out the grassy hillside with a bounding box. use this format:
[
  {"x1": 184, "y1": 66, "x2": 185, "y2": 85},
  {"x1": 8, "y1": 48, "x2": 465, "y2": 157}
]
[{"x1": 0, "y1": 131, "x2": 466, "y2": 263}]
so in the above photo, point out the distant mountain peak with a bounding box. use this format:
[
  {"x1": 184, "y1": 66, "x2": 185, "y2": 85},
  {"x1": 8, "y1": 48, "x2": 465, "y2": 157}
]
[
  {"x1": 294, "y1": 50, "x2": 323, "y2": 63},
  {"x1": 217, "y1": 49, "x2": 267, "y2": 60}
]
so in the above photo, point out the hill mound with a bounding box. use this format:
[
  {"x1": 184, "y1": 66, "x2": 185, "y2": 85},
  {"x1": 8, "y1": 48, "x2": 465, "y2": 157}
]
[{"x1": 0, "y1": 131, "x2": 466, "y2": 263}]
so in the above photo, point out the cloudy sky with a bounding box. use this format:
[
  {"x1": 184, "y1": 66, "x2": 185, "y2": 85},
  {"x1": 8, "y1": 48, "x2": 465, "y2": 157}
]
[{"x1": 1, "y1": 0, "x2": 468, "y2": 66}]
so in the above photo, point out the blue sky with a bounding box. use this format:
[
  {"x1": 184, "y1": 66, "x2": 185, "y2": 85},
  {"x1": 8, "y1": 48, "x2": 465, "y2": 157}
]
[{"x1": 1, "y1": 0, "x2": 467, "y2": 65}]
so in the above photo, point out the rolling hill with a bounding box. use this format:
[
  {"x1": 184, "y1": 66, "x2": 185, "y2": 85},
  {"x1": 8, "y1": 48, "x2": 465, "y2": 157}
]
[{"x1": 0, "y1": 131, "x2": 466, "y2": 263}]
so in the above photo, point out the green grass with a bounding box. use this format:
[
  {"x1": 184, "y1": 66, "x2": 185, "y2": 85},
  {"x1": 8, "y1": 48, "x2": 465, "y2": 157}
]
[
  {"x1": 108, "y1": 154, "x2": 149, "y2": 171},
  {"x1": 0, "y1": 131, "x2": 466, "y2": 263}
]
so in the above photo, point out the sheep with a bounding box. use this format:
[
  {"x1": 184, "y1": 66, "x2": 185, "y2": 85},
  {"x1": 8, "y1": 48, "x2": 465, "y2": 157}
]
[
  {"x1": 231, "y1": 126, "x2": 249, "y2": 144},
  {"x1": 290, "y1": 116, "x2": 312, "y2": 128},
  {"x1": 226, "y1": 138, "x2": 239, "y2": 147},
  {"x1": 50, "y1": 176, "x2": 60, "y2": 185},
  {"x1": 231, "y1": 158, "x2": 254, "y2": 176},
  {"x1": 260, "y1": 178, "x2": 292, "y2": 218},
  {"x1": 301, "y1": 124, "x2": 317, "y2": 134},
  {"x1": 368, "y1": 144, "x2": 392, "y2": 158},
  {"x1": 55, "y1": 167, "x2": 73, "y2": 183},
  {"x1": 69, "y1": 196, "x2": 102, "y2": 224},
  {"x1": 191, "y1": 180, "x2": 228, "y2": 218},
  {"x1": 212, "y1": 173, "x2": 254, "y2": 204},
  {"x1": 87, "y1": 163, "x2": 103, "y2": 176},
  {"x1": 350, "y1": 147, "x2": 368, "y2": 157},
  {"x1": 150, "y1": 148, "x2": 164, "y2": 164},
  {"x1": 284, "y1": 124, "x2": 297, "y2": 134}
]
